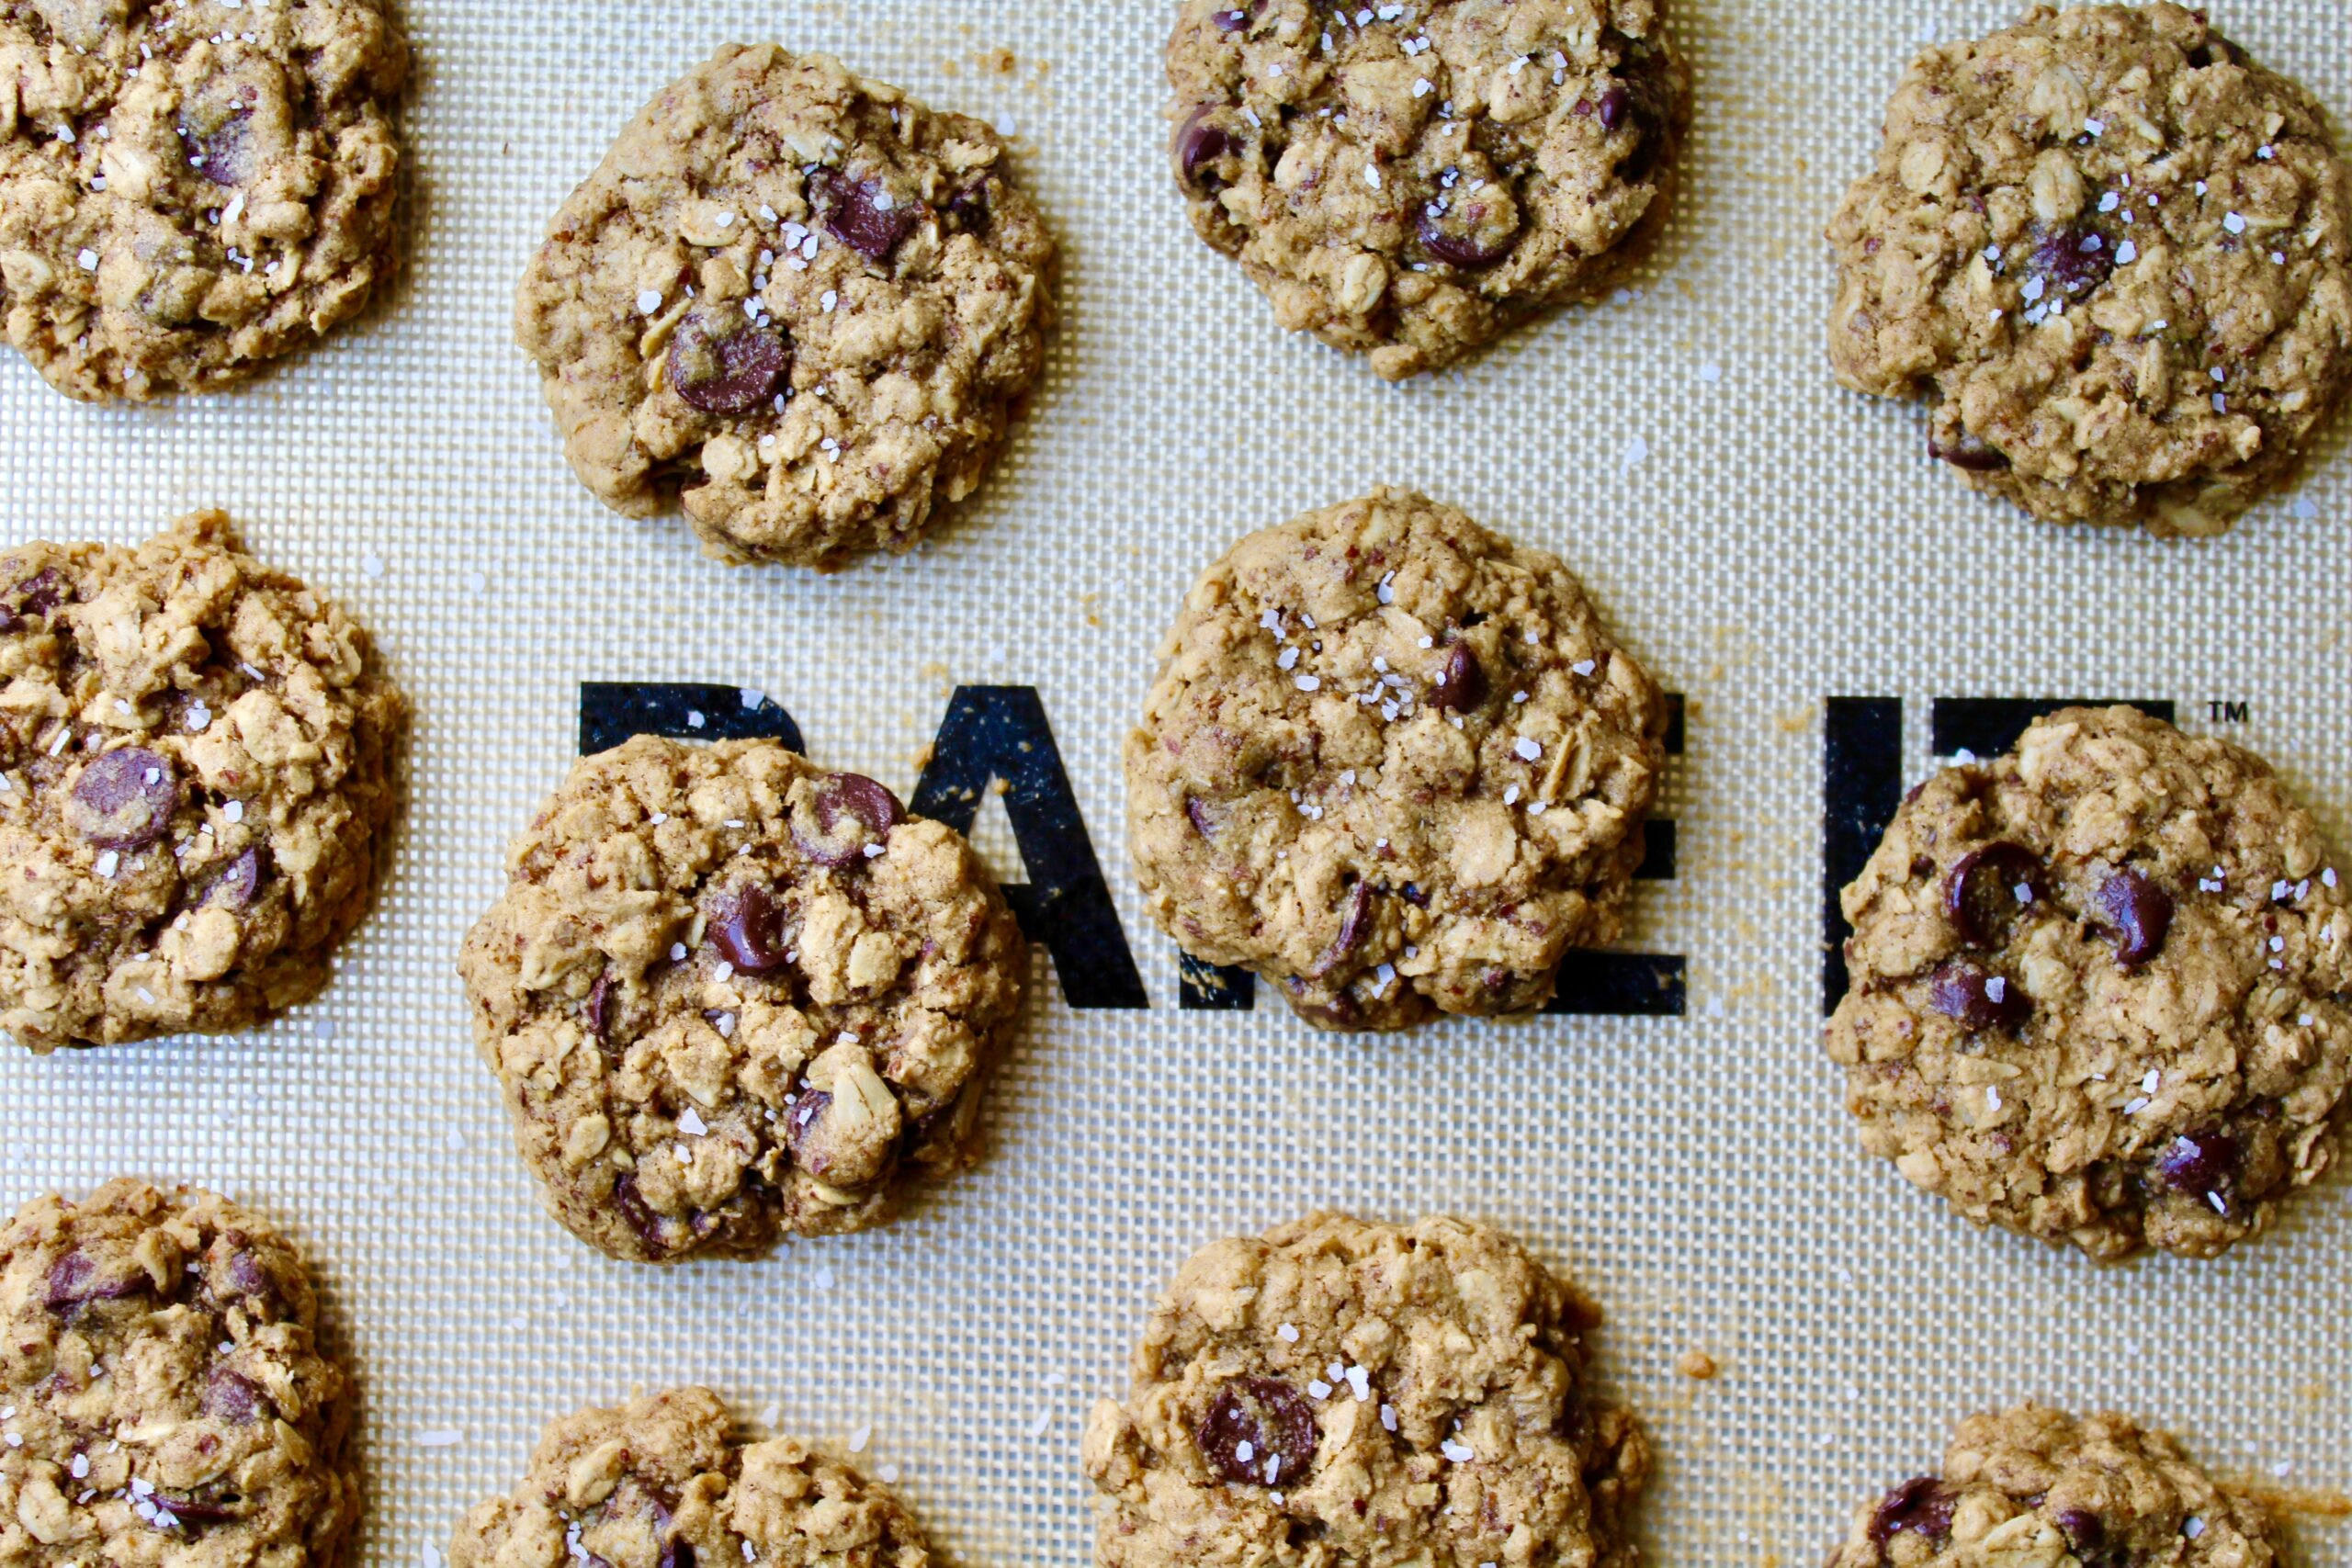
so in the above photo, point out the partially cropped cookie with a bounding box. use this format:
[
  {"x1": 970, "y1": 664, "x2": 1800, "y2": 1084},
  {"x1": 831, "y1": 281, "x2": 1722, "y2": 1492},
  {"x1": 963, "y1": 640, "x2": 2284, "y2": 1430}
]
[
  {"x1": 517, "y1": 45, "x2": 1055, "y2": 570},
  {"x1": 0, "y1": 513, "x2": 408, "y2": 1051},
  {"x1": 1082, "y1": 1212, "x2": 1646, "y2": 1568},
  {"x1": 1167, "y1": 0, "x2": 1686, "y2": 379},
  {"x1": 1827, "y1": 1404, "x2": 2278, "y2": 1568},
  {"x1": 451, "y1": 1386, "x2": 931, "y2": 1568},
  {"x1": 0, "y1": 0, "x2": 408, "y2": 400},
  {"x1": 1828, "y1": 3, "x2": 2352, "y2": 534},
  {"x1": 1828, "y1": 706, "x2": 2352, "y2": 1260},
  {"x1": 458, "y1": 736, "x2": 1025, "y2": 1263},
  {"x1": 0, "y1": 1179, "x2": 357, "y2": 1565},
  {"x1": 1127, "y1": 488, "x2": 1665, "y2": 1031}
]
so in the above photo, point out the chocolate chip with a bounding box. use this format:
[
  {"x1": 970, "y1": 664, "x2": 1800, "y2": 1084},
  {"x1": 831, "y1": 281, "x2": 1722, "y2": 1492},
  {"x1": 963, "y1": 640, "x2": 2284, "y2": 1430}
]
[
  {"x1": 1942, "y1": 841, "x2": 2041, "y2": 948},
  {"x1": 1211, "y1": 5, "x2": 1254, "y2": 30},
  {"x1": 2028, "y1": 222, "x2": 2115, "y2": 299},
  {"x1": 710, "y1": 884, "x2": 789, "y2": 974},
  {"x1": 667, "y1": 311, "x2": 790, "y2": 417},
  {"x1": 1597, "y1": 85, "x2": 1630, "y2": 130},
  {"x1": 44, "y1": 1252, "x2": 144, "y2": 1311},
  {"x1": 1433, "y1": 643, "x2": 1487, "y2": 711},
  {"x1": 179, "y1": 107, "x2": 250, "y2": 186},
  {"x1": 820, "y1": 170, "x2": 918, "y2": 261},
  {"x1": 584, "y1": 973, "x2": 612, "y2": 1042},
  {"x1": 942, "y1": 182, "x2": 992, "y2": 235},
  {"x1": 1868, "y1": 1477, "x2": 1956, "y2": 1549},
  {"x1": 204, "y1": 1367, "x2": 263, "y2": 1424},
  {"x1": 1309, "y1": 882, "x2": 1375, "y2": 979},
  {"x1": 613, "y1": 1176, "x2": 675, "y2": 1258},
  {"x1": 1927, "y1": 961, "x2": 2030, "y2": 1032},
  {"x1": 221, "y1": 1247, "x2": 273, "y2": 1300},
  {"x1": 2093, "y1": 868, "x2": 2173, "y2": 968},
  {"x1": 1197, "y1": 1376, "x2": 1318, "y2": 1488},
  {"x1": 1416, "y1": 209, "x2": 1519, "y2": 270},
  {"x1": 1928, "y1": 431, "x2": 2010, "y2": 472},
  {"x1": 2154, "y1": 1126, "x2": 2238, "y2": 1208},
  {"x1": 1176, "y1": 107, "x2": 1239, "y2": 190},
  {"x1": 68, "y1": 748, "x2": 177, "y2": 850},
  {"x1": 2055, "y1": 1508, "x2": 2105, "y2": 1552},
  {"x1": 1185, "y1": 796, "x2": 1220, "y2": 839},
  {"x1": 155, "y1": 1494, "x2": 238, "y2": 1526},
  {"x1": 3, "y1": 567, "x2": 65, "y2": 629},
  {"x1": 785, "y1": 1089, "x2": 834, "y2": 1156},
  {"x1": 797, "y1": 773, "x2": 906, "y2": 868},
  {"x1": 209, "y1": 847, "x2": 267, "y2": 910}
]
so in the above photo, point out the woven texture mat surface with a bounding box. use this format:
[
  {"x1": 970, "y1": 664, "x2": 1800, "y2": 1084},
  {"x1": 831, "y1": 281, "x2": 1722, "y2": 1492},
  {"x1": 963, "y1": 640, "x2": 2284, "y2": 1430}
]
[{"x1": 1, "y1": 1, "x2": 2347, "y2": 1563}]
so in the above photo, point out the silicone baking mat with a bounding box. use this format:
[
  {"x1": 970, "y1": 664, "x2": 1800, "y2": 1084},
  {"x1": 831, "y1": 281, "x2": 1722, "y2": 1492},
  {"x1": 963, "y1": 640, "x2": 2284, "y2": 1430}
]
[{"x1": 2, "y1": 1, "x2": 2347, "y2": 1563}]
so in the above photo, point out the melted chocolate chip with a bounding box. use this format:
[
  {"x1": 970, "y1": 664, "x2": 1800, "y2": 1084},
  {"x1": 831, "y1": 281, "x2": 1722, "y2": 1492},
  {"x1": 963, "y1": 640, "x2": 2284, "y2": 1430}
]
[
  {"x1": 220, "y1": 1247, "x2": 274, "y2": 1300},
  {"x1": 667, "y1": 312, "x2": 790, "y2": 417},
  {"x1": 1868, "y1": 1477, "x2": 1956, "y2": 1549},
  {"x1": 1197, "y1": 1376, "x2": 1318, "y2": 1488},
  {"x1": 180, "y1": 108, "x2": 250, "y2": 186},
  {"x1": 2055, "y1": 1508, "x2": 2105, "y2": 1553},
  {"x1": 1417, "y1": 211, "x2": 1518, "y2": 270},
  {"x1": 2028, "y1": 222, "x2": 2115, "y2": 300},
  {"x1": 1433, "y1": 643, "x2": 1487, "y2": 711},
  {"x1": 1211, "y1": 5, "x2": 1255, "y2": 30},
  {"x1": 1943, "y1": 842, "x2": 2042, "y2": 948},
  {"x1": 2154, "y1": 1126, "x2": 2239, "y2": 1208},
  {"x1": 68, "y1": 748, "x2": 177, "y2": 850},
  {"x1": 1177, "y1": 108, "x2": 1239, "y2": 189},
  {"x1": 1185, "y1": 796, "x2": 1220, "y2": 839},
  {"x1": 1927, "y1": 960, "x2": 2030, "y2": 1032},
  {"x1": 613, "y1": 1176, "x2": 675, "y2": 1258},
  {"x1": 1597, "y1": 85, "x2": 1630, "y2": 130},
  {"x1": 1928, "y1": 431, "x2": 2011, "y2": 472},
  {"x1": 4, "y1": 568, "x2": 65, "y2": 629},
  {"x1": 797, "y1": 774, "x2": 906, "y2": 868},
  {"x1": 786, "y1": 1089, "x2": 835, "y2": 1157},
  {"x1": 584, "y1": 974, "x2": 613, "y2": 1043},
  {"x1": 204, "y1": 1367, "x2": 263, "y2": 1424},
  {"x1": 156, "y1": 1494, "x2": 238, "y2": 1526},
  {"x1": 1310, "y1": 882, "x2": 1375, "y2": 979},
  {"x1": 209, "y1": 847, "x2": 267, "y2": 910},
  {"x1": 710, "y1": 884, "x2": 790, "y2": 974},
  {"x1": 2093, "y1": 868, "x2": 2173, "y2": 968},
  {"x1": 44, "y1": 1253, "x2": 145, "y2": 1311},
  {"x1": 820, "y1": 171, "x2": 918, "y2": 261}
]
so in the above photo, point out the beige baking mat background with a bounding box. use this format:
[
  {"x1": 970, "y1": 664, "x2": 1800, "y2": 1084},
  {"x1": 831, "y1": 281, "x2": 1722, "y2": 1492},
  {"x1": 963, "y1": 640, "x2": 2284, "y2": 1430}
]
[{"x1": 2, "y1": 0, "x2": 2349, "y2": 1562}]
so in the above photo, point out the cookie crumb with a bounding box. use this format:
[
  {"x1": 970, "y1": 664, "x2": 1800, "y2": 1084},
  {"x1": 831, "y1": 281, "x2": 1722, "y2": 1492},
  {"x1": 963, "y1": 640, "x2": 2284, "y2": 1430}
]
[{"x1": 1676, "y1": 1349, "x2": 1718, "y2": 1380}]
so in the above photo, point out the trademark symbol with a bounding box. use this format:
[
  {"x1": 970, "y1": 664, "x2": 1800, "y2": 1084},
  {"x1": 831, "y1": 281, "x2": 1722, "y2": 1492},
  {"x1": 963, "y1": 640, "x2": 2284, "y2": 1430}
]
[{"x1": 2207, "y1": 700, "x2": 2250, "y2": 723}]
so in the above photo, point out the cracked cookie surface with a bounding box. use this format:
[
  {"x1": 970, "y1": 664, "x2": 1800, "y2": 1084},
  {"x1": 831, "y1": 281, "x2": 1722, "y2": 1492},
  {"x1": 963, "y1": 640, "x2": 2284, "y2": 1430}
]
[
  {"x1": 0, "y1": 1178, "x2": 357, "y2": 1567},
  {"x1": 517, "y1": 44, "x2": 1055, "y2": 570},
  {"x1": 450, "y1": 1386, "x2": 931, "y2": 1568},
  {"x1": 1166, "y1": 0, "x2": 1686, "y2": 379},
  {"x1": 0, "y1": 0, "x2": 407, "y2": 400},
  {"x1": 1081, "y1": 1211, "x2": 1646, "y2": 1568},
  {"x1": 1827, "y1": 3, "x2": 2352, "y2": 534},
  {"x1": 0, "y1": 513, "x2": 407, "y2": 1051},
  {"x1": 1125, "y1": 487, "x2": 1664, "y2": 1032},
  {"x1": 1826, "y1": 1404, "x2": 2278, "y2": 1568},
  {"x1": 458, "y1": 735, "x2": 1025, "y2": 1263},
  {"x1": 1827, "y1": 705, "x2": 2352, "y2": 1260}
]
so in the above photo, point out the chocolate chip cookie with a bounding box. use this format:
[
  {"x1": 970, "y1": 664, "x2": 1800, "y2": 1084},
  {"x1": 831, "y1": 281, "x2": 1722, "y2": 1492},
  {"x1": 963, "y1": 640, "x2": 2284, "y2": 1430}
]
[
  {"x1": 450, "y1": 1386, "x2": 932, "y2": 1568},
  {"x1": 1081, "y1": 1212, "x2": 1646, "y2": 1568},
  {"x1": 516, "y1": 45, "x2": 1055, "y2": 570},
  {"x1": 1828, "y1": 3, "x2": 2352, "y2": 534},
  {"x1": 1827, "y1": 1404, "x2": 2278, "y2": 1568},
  {"x1": 0, "y1": 0, "x2": 407, "y2": 400},
  {"x1": 0, "y1": 513, "x2": 408, "y2": 1052},
  {"x1": 458, "y1": 735, "x2": 1026, "y2": 1263},
  {"x1": 1827, "y1": 705, "x2": 2352, "y2": 1260},
  {"x1": 0, "y1": 1179, "x2": 357, "y2": 1566},
  {"x1": 1126, "y1": 487, "x2": 1665, "y2": 1032},
  {"x1": 1167, "y1": 0, "x2": 1687, "y2": 379}
]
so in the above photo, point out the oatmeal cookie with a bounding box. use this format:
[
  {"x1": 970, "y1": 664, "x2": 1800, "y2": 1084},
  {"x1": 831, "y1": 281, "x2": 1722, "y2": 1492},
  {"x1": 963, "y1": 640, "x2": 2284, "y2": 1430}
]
[
  {"x1": 516, "y1": 44, "x2": 1056, "y2": 570},
  {"x1": 1081, "y1": 1212, "x2": 1646, "y2": 1568},
  {"x1": 1827, "y1": 705, "x2": 2352, "y2": 1259},
  {"x1": 1827, "y1": 3, "x2": 2352, "y2": 534},
  {"x1": 1826, "y1": 1404, "x2": 2278, "y2": 1568},
  {"x1": 0, "y1": 1179, "x2": 357, "y2": 1566},
  {"x1": 458, "y1": 735, "x2": 1026, "y2": 1263},
  {"x1": 0, "y1": 513, "x2": 408, "y2": 1051},
  {"x1": 450, "y1": 1386, "x2": 930, "y2": 1568},
  {"x1": 1166, "y1": 0, "x2": 1687, "y2": 378},
  {"x1": 0, "y1": 0, "x2": 407, "y2": 400},
  {"x1": 1125, "y1": 487, "x2": 1665, "y2": 1032}
]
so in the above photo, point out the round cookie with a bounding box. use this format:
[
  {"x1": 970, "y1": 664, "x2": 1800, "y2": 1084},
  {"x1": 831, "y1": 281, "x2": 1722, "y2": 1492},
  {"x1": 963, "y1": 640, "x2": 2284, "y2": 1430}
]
[
  {"x1": 1827, "y1": 705, "x2": 2352, "y2": 1260},
  {"x1": 450, "y1": 1386, "x2": 932, "y2": 1568},
  {"x1": 1125, "y1": 487, "x2": 1665, "y2": 1032},
  {"x1": 0, "y1": 1179, "x2": 357, "y2": 1566},
  {"x1": 1826, "y1": 1404, "x2": 2278, "y2": 1568},
  {"x1": 458, "y1": 735, "x2": 1026, "y2": 1263},
  {"x1": 0, "y1": 0, "x2": 408, "y2": 400},
  {"x1": 0, "y1": 513, "x2": 408, "y2": 1052},
  {"x1": 1827, "y1": 3, "x2": 2352, "y2": 535},
  {"x1": 1081, "y1": 1212, "x2": 1647, "y2": 1568},
  {"x1": 516, "y1": 45, "x2": 1056, "y2": 570},
  {"x1": 1166, "y1": 0, "x2": 1687, "y2": 380}
]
